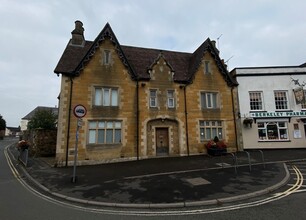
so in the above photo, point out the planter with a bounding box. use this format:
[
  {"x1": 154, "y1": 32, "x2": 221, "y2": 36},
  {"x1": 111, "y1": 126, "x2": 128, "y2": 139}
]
[{"x1": 207, "y1": 147, "x2": 227, "y2": 156}]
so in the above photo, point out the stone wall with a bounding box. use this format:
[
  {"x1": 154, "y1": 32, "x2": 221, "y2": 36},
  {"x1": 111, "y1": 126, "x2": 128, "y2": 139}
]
[{"x1": 24, "y1": 129, "x2": 57, "y2": 157}]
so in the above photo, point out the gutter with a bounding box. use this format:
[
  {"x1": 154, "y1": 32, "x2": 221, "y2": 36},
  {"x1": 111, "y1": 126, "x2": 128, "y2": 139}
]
[{"x1": 65, "y1": 76, "x2": 73, "y2": 166}]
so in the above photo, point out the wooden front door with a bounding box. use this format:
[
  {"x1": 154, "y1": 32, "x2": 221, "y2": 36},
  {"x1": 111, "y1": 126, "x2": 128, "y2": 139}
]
[{"x1": 156, "y1": 128, "x2": 169, "y2": 156}]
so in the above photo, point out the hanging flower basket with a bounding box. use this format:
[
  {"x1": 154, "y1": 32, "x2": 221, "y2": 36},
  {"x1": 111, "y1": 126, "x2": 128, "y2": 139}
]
[{"x1": 243, "y1": 118, "x2": 253, "y2": 128}]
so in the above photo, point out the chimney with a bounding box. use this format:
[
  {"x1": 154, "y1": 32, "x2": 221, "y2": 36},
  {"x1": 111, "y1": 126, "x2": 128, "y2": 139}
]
[
  {"x1": 211, "y1": 40, "x2": 219, "y2": 55},
  {"x1": 70, "y1": 20, "x2": 85, "y2": 46}
]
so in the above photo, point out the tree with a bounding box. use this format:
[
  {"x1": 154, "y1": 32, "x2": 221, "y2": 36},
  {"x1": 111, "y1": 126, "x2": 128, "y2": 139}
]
[
  {"x1": 0, "y1": 115, "x2": 6, "y2": 130},
  {"x1": 27, "y1": 109, "x2": 57, "y2": 130},
  {"x1": 0, "y1": 115, "x2": 6, "y2": 140}
]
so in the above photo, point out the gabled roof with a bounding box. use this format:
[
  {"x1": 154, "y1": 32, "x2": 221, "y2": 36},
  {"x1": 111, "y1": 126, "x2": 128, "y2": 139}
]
[
  {"x1": 22, "y1": 106, "x2": 58, "y2": 120},
  {"x1": 54, "y1": 23, "x2": 237, "y2": 86}
]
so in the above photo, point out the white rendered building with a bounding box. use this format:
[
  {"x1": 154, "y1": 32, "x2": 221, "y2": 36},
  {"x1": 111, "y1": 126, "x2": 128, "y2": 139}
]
[{"x1": 232, "y1": 64, "x2": 306, "y2": 149}]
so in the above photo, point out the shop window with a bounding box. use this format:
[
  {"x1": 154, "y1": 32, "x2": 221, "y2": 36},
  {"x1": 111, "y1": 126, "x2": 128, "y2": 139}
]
[
  {"x1": 258, "y1": 121, "x2": 288, "y2": 141},
  {"x1": 249, "y1": 91, "x2": 263, "y2": 110},
  {"x1": 199, "y1": 120, "x2": 223, "y2": 141},
  {"x1": 88, "y1": 121, "x2": 121, "y2": 144}
]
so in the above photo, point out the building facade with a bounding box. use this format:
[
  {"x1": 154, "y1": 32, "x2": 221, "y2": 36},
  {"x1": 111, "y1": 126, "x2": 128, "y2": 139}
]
[
  {"x1": 232, "y1": 65, "x2": 306, "y2": 149},
  {"x1": 54, "y1": 21, "x2": 238, "y2": 166}
]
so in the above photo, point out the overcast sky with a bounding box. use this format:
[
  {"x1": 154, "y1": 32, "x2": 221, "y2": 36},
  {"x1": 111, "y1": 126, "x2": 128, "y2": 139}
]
[{"x1": 1, "y1": 0, "x2": 306, "y2": 127}]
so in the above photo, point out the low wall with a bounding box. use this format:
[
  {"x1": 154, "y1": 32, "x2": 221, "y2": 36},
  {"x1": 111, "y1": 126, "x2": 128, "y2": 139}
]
[{"x1": 24, "y1": 129, "x2": 57, "y2": 157}]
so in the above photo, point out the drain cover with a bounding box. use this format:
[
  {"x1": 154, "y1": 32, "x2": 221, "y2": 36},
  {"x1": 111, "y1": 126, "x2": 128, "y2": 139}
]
[{"x1": 185, "y1": 177, "x2": 211, "y2": 186}]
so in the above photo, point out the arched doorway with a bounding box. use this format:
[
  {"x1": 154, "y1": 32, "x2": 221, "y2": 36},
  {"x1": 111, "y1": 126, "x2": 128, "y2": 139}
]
[{"x1": 146, "y1": 118, "x2": 179, "y2": 157}]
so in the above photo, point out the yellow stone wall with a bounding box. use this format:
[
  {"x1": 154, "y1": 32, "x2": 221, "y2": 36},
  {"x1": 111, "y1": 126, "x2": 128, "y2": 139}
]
[
  {"x1": 185, "y1": 52, "x2": 237, "y2": 154},
  {"x1": 56, "y1": 43, "x2": 237, "y2": 166}
]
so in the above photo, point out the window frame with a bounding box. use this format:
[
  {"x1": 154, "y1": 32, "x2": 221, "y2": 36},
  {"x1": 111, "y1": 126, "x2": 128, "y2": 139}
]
[
  {"x1": 249, "y1": 91, "x2": 264, "y2": 111},
  {"x1": 203, "y1": 60, "x2": 211, "y2": 74},
  {"x1": 94, "y1": 87, "x2": 118, "y2": 107},
  {"x1": 88, "y1": 120, "x2": 122, "y2": 145},
  {"x1": 149, "y1": 89, "x2": 158, "y2": 108},
  {"x1": 167, "y1": 90, "x2": 175, "y2": 108},
  {"x1": 103, "y1": 50, "x2": 111, "y2": 65},
  {"x1": 257, "y1": 120, "x2": 289, "y2": 141},
  {"x1": 201, "y1": 92, "x2": 219, "y2": 109},
  {"x1": 199, "y1": 120, "x2": 223, "y2": 142},
  {"x1": 274, "y1": 90, "x2": 289, "y2": 110}
]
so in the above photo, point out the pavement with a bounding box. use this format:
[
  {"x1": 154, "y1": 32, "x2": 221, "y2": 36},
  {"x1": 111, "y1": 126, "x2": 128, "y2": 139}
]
[{"x1": 8, "y1": 144, "x2": 306, "y2": 208}]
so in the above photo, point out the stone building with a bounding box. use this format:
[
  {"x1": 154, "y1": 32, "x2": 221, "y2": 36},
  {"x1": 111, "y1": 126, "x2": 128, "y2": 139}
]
[{"x1": 54, "y1": 21, "x2": 238, "y2": 166}]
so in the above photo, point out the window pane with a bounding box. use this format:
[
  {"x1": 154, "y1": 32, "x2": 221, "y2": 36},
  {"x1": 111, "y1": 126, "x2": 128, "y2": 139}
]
[
  {"x1": 258, "y1": 122, "x2": 264, "y2": 128},
  {"x1": 206, "y1": 128, "x2": 211, "y2": 139},
  {"x1": 199, "y1": 121, "x2": 205, "y2": 126},
  {"x1": 200, "y1": 128, "x2": 205, "y2": 141},
  {"x1": 107, "y1": 122, "x2": 113, "y2": 128},
  {"x1": 97, "y1": 130, "x2": 105, "y2": 143},
  {"x1": 95, "y1": 88, "x2": 102, "y2": 106},
  {"x1": 212, "y1": 128, "x2": 217, "y2": 138},
  {"x1": 280, "y1": 129, "x2": 288, "y2": 139},
  {"x1": 278, "y1": 122, "x2": 285, "y2": 127},
  {"x1": 98, "y1": 122, "x2": 105, "y2": 128},
  {"x1": 89, "y1": 122, "x2": 97, "y2": 129},
  {"x1": 89, "y1": 130, "x2": 96, "y2": 144},
  {"x1": 212, "y1": 93, "x2": 217, "y2": 108},
  {"x1": 106, "y1": 130, "x2": 113, "y2": 143},
  {"x1": 258, "y1": 129, "x2": 266, "y2": 140},
  {"x1": 103, "y1": 89, "x2": 110, "y2": 106},
  {"x1": 207, "y1": 93, "x2": 212, "y2": 108},
  {"x1": 274, "y1": 91, "x2": 288, "y2": 109},
  {"x1": 115, "y1": 122, "x2": 121, "y2": 128},
  {"x1": 111, "y1": 89, "x2": 118, "y2": 106},
  {"x1": 249, "y1": 92, "x2": 263, "y2": 110},
  {"x1": 218, "y1": 128, "x2": 223, "y2": 139},
  {"x1": 201, "y1": 93, "x2": 206, "y2": 108},
  {"x1": 115, "y1": 129, "x2": 121, "y2": 143},
  {"x1": 267, "y1": 124, "x2": 278, "y2": 139}
]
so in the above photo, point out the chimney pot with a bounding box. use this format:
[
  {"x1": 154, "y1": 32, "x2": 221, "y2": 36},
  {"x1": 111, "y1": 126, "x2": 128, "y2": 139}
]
[{"x1": 70, "y1": 20, "x2": 85, "y2": 46}]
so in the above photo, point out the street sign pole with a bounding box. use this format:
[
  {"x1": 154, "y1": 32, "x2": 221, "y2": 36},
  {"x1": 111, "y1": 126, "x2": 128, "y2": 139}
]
[
  {"x1": 72, "y1": 118, "x2": 82, "y2": 183},
  {"x1": 71, "y1": 104, "x2": 87, "y2": 183}
]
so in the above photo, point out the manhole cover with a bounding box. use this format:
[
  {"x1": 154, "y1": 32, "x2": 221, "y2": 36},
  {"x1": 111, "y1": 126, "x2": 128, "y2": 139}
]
[{"x1": 185, "y1": 177, "x2": 211, "y2": 186}]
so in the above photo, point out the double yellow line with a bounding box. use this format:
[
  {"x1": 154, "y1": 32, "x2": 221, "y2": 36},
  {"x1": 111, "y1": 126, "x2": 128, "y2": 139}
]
[
  {"x1": 4, "y1": 145, "x2": 21, "y2": 179},
  {"x1": 282, "y1": 165, "x2": 304, "y2": 196}
]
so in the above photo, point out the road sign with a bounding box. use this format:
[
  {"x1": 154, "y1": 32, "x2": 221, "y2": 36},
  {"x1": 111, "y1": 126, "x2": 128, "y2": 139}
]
[{"x1": 73, "y1": 104, "x2": 87, "y2": 118}]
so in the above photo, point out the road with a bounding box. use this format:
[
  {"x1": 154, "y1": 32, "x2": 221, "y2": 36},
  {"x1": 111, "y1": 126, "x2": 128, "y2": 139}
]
[{"x1": 1, "y1": 138, "x2": 306, "y2": 219}]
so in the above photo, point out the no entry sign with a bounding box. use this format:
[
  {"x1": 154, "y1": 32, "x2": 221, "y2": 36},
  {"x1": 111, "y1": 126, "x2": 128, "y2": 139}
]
[{"x1": 73, "y1": 104, "x2": 87, "y2": 118}]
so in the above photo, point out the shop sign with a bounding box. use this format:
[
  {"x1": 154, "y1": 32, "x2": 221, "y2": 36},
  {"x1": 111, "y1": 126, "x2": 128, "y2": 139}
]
[{"x1": 251, "y1": 111, "x2": 306, "y2": 118}]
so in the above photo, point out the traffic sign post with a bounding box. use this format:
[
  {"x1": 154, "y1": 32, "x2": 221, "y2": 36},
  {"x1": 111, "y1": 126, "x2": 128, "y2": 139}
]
[{"x1": 71, "y1": 105, "x2": 86, "y2": 183}]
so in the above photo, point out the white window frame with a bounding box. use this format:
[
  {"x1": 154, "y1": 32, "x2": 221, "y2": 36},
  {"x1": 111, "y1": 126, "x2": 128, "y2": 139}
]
[
  {"x1": 94, "y1": 87, "x2": 118, "y2": 107},
  {"x1": 201, "y1": 92, "x2": 219, "y2": 109},
  {"x1": 88, "y1": 120, "x2": 122, "y2": 144},
  {"x1": 167, "y1": 90, "x2": 175, "y2": 108},
  {"x1": 274, "y1": 90, "x2": 289, "y2": 110},
  {"x1": 249, "y1": 91, "x2": 264, "y2": 111},
  {"x1": 149, "y1": 89, "x2": 158, "y2": 108},
  {"x1": 257, "y1": 120, "x2": 289, "y2": 141}
]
